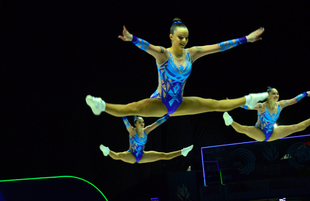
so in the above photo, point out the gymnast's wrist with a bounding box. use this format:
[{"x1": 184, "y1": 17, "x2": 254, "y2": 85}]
[
  {"x1": 303, "y1": 92, "x2": 308, "y2": 97},
  {"x1": 240, "y1": 105, "x2": 249, "y2": 110},
  {"x1": 239, "y1": 36, "x2": 247, "y2": 44},
  {"x1": 296, "y1": 92, "x2": 308, "y2": 102},
  {"x1": 165, "y1": 114, "x2": 170, "y2": 119},
  {"x1": 156, "y1": 115, "x2": 170, "y2": 125},
  {"x1": 131, "y1": 35, "x2": 137, "y2": 43}
]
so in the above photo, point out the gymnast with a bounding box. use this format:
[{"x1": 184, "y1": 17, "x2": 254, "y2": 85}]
[
  {"x1": 99, "y1": 115, "x2": 193, "y2": 164},
  {"x1": 86, "y1": 18, "x2": 268, "y2": 118},
  {"x1": 223, "y1": 87, "x2": 310, "y2": 142}
]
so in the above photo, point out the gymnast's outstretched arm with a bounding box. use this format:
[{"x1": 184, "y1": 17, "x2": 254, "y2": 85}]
[
  {"x1": 118, "y1": 26, "x2": 168, "y2": 64},
  {"x1": 227, "y1": 96, "x2": 265, "y2": 112},
  {"x1": 189, "y1": 27, "x2": 265, "y2": 62},
  {"x1": 144, "y1": 114, "x2": 170, "y2": 135},
  {"x1": 279, "y1": 91, "x2": 310, "y2": 109},
  {"x1": 122, "y1": 117, "x2": 135, "y2": 136},
  {"x1": 239, "y1": 103, "x2": 265, "y2": 111}
]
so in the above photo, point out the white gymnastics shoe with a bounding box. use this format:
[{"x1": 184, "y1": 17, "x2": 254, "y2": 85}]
[
  {"x1": 99, "y1": 144, "x2": 110, "y2": 156},
  {"x1": 245, "y1": 92, "x2": 268, "y2": 109},
  {"x1": 86, "y1": 95, "x2": 106, "y2": 115},
  {"x1": 223, "y1": 112, "x2": 233, "y2": 126},
  {"x1": 181, "y1": 145, "x2": 194, "y2": 157}
]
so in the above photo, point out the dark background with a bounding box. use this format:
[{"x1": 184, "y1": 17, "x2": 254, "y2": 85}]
[{"x1": 1, "y1": 0, "x2": 309, "y2": 200}]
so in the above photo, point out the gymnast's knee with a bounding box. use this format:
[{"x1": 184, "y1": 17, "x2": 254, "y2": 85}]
[
  {"x1": 118, "y1": 153, "x2": 136, "y2": 164},
  {"x1": 206, "y1": 99, "x2": 221, "y2": 111},
  {"x1": 122, "y1": 101, "x2": 141, "y2": 115},
  {"x1": 234, "y1": 125, "x2": 249, "y2": 133},
  {"x1": 150, "y1": 152, "x2": 166, "y2": 160},
  {"x1": 116, "y1": 152, "x2": 126, "y2": 159},
  {"x1": 294, "y1": 123, "x2": 307, "y2": 132},
  {"x1": 211, "y1": 99, "x2": 231, "y2": 111},
  {"x1": 161, "y1": 153, "x2": 170, "y2": 160},
  {"x1": 113, "y1": 152, "x2": 122, "y2": 160}
]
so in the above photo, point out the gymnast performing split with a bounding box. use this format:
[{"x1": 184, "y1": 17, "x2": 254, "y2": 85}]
[
  {"x1": 223, "y1": 87, "x2": 310, "y2": 142},
  {"x1": 86, "y1": 18, "x2": 268, "y2": 118},
  {"x1": 99, "y1": 115, "x2": 193, "y2": 164}
]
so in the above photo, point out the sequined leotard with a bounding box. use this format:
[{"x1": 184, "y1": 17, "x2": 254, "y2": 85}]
[
  {"x1": 150, "y1": 51, "x2": 192, "y2": 115},
  {"x1": 255, "y1": 104, "x2": 282, "y2": 141}
]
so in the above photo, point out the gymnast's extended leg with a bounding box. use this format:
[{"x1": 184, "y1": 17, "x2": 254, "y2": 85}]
[
  {"x1": 268, "y1": 118, "x2": 310, "y2": 141},
  {"x1": 86, "y1": 92, "x2": 267, "y2": 117},
  {"x1": 222, "y1": 112, "x2": 266, "y2": 141},
  {"x1": 138, "y1": 145, "x2": 193, "y2": 164},
  {"x1": 171, "y1": 93, "x2": 267, "y2": 116},
  {"x1": 86, "y1": 96, "x2": 168, "y2": 117},
  {"x1": 100, "y1": 145, "x2": 136, "y2": 164}
]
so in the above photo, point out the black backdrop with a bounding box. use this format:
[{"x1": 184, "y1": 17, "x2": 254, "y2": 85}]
[{"x1": 1, "y1": 1, "x2": 310, "y2": 200}]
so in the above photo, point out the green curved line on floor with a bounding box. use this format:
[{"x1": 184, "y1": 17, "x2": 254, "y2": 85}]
[{"x1": 0, "y1": 175, "x2": 108, "y2": 201}]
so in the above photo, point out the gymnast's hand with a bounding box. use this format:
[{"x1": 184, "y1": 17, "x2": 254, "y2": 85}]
[
  {"x1": 118, "y1": 26, "x2": 133, "y2": 42},
  {"x1": 307, "y1": 91, "x2": 310, "y2": 97},
  {"x1": 246, "y1": 27, "x2": 265, "y2": 43}
]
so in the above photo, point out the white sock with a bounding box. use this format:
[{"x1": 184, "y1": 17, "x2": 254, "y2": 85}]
[
  {"x1": 181, "y1": 145, "x2": 193, "y2": 157},
  {"x1": 223, "y1": 112, "x2": 233, "y2": 126},
  {"x1": 99, "y1": 144, "x2": 110, "y2": 156}
]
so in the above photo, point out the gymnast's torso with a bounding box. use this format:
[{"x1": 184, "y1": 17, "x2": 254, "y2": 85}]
[
  {"x1": 128, "y1": 131, "x2": 148, "y2": 162},
  {"x1": 150, "y1": 49, "x2": 193, "y2": 114},
  {"x1": 255, "y1": 103, "x2": 282, "y2": 141}
]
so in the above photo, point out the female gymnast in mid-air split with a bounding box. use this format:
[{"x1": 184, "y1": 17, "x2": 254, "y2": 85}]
[
  {"x1": 86, "y1": 18, "x2": 268, "y2": 118},
  {"x1": 99, "y1": 115, "x2": 193, "y2": 164},
  {"x1": 223, "y1": 87, "x2": 310, "y2": 142}
]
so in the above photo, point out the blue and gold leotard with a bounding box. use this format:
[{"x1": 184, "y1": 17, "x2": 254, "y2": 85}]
[
  {"x1": 128, "y1": 131, "x2": 148, "y2": 163},
  {"x1": 255, "y1": 104, "x2": 282, "y2": 141},
  {"x1": 150, "y1": 51, "x2": 192, "y2": 114}
]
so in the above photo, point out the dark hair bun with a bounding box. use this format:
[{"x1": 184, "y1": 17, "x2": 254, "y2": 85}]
[{"x1": 172, "y1": 17, "x2": 182, "y2": 23}]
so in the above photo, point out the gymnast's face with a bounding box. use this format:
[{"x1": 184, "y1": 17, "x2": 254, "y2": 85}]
[
  {"x1": 135, "y1": 117, "x2": 145, "y2": 129},
  {"x1": 268, "y1": 88, "x2": 279, "y2": 102},
  {"x1": 170, "y1": 27, "x2": 189, "y2": 49}
]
